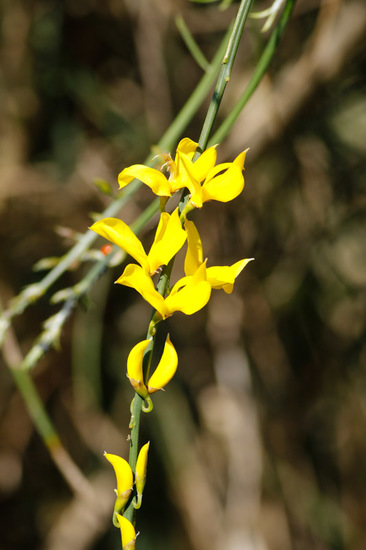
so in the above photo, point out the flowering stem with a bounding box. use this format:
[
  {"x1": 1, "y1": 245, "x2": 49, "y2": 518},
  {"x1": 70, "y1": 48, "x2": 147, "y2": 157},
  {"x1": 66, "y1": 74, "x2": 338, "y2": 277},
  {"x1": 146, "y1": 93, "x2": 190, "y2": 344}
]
[
  {"x1": 210, "y1": 0, "x2": 297, "y2": 145},
  {"x1": 123, "y1": 2, "x2": 256, "y2": 533},
  {"x1": 124, "y1": 256, "x2": 175, "y2": 522}
]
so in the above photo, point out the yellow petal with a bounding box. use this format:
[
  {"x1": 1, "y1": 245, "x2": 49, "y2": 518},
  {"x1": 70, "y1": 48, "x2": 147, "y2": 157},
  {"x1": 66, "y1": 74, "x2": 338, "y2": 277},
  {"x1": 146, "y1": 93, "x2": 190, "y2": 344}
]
[
  {"x1": 147, "y1": 209, "x2": 187, "y2": 274},
  {"x1": 233, "y1": 148, "x2": 248, "y2": 170},
  {"x1": 184, "y1": 220, "x2": 203, "y2": 276},
  {"x1": 206, "y1": 258, "x2": 253, "y2": 293},
  {"x1": 175, "y1": 137, "x2": 198, "y2": 158},
  {"x1": 90, "y1": 218, "x2": 149, "y2": 272},
  {"x1": 147, "y1": 335, "x2": 178, "y2": 394},
  {"x1": 202, "y1": 162, "x2": 244, "y2": 203},
  {"x1": 127, "y1": 340, "x2": 150, "y2": 398},
  {"x1": 116, "y1": 515, "x2": 136, "y2": 550},
  {"x1": 118, "y1": 164, "x2": 172, "y2": 196},
  {"x1": 135, "y1": 442, "x2": 150, "y2": 498},
  {"x1": 165, "y1": 279, "x2": 211, "y2": 315},
  {"x1": 116, "y1": 264, "x2": 170, "y2": 319},
  {"x1": 104, "y1": 453, "x2": 133, "y2": 499},
  {"x1": 177, "y1": 152, "x2": 203, "y2": 206},
  {"x1": 191, "y1": 146, "x2": 217, "y2": 183},
  {"x1": 166, "y1": 263, "x2": 211, "y2": 315}
]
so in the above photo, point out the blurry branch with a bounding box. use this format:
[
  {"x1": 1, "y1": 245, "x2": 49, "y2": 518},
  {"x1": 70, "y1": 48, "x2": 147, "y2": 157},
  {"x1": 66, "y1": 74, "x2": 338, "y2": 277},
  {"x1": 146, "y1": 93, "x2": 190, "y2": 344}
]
[
  {"x1": 19, "y1": 197, "x2": 160, "y2": 373},
  {"x1": 0, "y1": 297, "x2": 95, "y2": 501},
  {"x1": 132, "y1": 0, "x2": 173, "y2": 139},
  {"x1": 175, "y1": 14, "x2": 210, "y2": 71},
  {"x1": 250, "y1": 0, "x2": 287, "y2": 32}
]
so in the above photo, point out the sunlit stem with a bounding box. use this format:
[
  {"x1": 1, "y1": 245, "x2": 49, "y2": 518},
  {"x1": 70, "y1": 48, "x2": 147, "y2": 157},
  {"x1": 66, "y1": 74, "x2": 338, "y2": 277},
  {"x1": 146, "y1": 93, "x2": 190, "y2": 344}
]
[
  {"x1": 197, "y1": 0, "x2": 254, "y2": 153},
  {"x1": 210, "y1": 0, "x2": 296, "y2": 145}
]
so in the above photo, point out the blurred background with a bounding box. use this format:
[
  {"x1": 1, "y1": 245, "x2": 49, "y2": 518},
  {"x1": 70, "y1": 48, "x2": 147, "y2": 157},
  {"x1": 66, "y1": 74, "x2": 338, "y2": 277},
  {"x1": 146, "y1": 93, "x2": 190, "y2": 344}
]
[{"x1": 1, "y1": 0, "x2": 366, "y2": 549}]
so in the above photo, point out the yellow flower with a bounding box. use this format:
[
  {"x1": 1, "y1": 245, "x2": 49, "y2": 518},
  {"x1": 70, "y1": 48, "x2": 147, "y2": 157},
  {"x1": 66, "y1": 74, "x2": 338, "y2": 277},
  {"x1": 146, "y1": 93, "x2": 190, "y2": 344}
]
[
  {"x1": 116, "y1": 262, "x2": 211, "y2": 322},
  {"x1": 104, "y1": 453, "x2": 134, "y2": 526},
  {"x1": 135, "y1": 442, "x2": 150, "y2": 508},
  {"x1": 179, "y1": 147, "x2": 248, "y2": 209},
  {"x1": 127, "y1": 335, "x2": 178, "y2": 398},
  {"x1": 90, "y1": 207, "x2": 186, "y2": 276},
  {"x1": 118, "y1": 137, "x2": 200, "y2": 198},
  {"x1": 116, "y1": 515, "x2": 136, "y2": 550},
  {"x1": 118, "y1": 137, "x2": 247, "y2": 209},
  {"x1": 184, "y1": 219, "x2": 253, "y2": 293}
]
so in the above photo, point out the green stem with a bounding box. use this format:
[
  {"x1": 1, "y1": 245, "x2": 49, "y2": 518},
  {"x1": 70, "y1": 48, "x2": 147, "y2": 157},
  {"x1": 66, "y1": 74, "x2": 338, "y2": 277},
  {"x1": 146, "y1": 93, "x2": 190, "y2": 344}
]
[
  {"x1": 175, "y1": 14, "x2": 210, "y2": 71},
  {"x1": 210, "y1": 0, "x2": 297, "y2": 145},
  {"x1": 197, "y1": 0, "x2": 254, "y2": 152},
  {"x1": 11, "y1": 368, "x2": 59, "y2": 447}
]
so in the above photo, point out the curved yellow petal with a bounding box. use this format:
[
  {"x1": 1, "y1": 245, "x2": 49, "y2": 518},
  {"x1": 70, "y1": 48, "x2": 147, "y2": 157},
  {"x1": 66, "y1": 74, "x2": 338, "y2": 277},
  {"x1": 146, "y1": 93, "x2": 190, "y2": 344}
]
[
  {"x1": 135, "y1": 442, "x2": 150, "y2": 499},
  {"x1": 202, "y1": 162, "x2": 244, "y2": 203},
  {"x1": 148, "y1": 209, "x2": 187, "y2": 274},
  {"x1": 166, "y1": 263, "x2": 211, "y2": 316},
  {"x1": 233, "y1": 148, "x2": 248, "y2": 170},
  {"x1": 165, "y1": 279, "x2": 211, "y2": 315},
  {"x1": 191, "y1": 146, "x2": 217, "y2": 183},
  {"x1": 184, "y1": 220, "x2": 203, "y2": 276},
  {"x1": 127, "y1": 340, "x2": 151, "y2": 398},
  {"x1": 118, "y1": 164, "x2": 172, "y2": 196},
  {"x1": 116, "y1": 515, "x2": 136, "y2": 550},
  {"x1": 104, "y1": 453, "x2": 133, "y2": 499},
  {"x1": 147, "y1": 335, "x2": 178, "y2": 394},
  {"x1": 177, "y1": 152, "x2": 203, "y2": 207},
  {"x1": 175, "y1": 137, "x2": 198, "y2": 158},
  {"x1": 90, "y1": 218, "x2": 149, "y2": 272},
  {"x1": 115, "y1": 264, "x2": 170, "y2": 319},
  {"x1": 206, "y1": 258, "x2": 253, "y2": 293}
]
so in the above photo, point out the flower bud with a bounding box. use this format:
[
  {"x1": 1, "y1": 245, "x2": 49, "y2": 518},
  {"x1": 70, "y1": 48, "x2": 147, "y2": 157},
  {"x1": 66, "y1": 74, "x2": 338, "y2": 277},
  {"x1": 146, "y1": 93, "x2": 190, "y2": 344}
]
[
  {"x1": 134, "y1": 442, "x2": 150, "y2": 508},
  {"x1": 104, "y1": 453, "x2": 133, "y2": 526},
  {"x1": 116, "y1": 515, "x2": 136, "y2": 550}
]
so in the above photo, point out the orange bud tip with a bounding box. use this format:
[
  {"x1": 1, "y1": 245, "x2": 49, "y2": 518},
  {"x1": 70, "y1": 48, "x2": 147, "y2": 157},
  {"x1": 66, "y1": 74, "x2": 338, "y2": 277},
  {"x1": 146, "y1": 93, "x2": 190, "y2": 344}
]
[{"x1": 101, "y1": 244, "x2": 113, "y2": 255}]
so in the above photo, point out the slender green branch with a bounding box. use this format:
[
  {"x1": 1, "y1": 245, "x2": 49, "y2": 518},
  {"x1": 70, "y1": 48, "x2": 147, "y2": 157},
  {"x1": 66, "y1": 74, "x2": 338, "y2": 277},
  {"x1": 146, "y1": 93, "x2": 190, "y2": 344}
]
[
  {"x1": 175, "y1": 14, "x2": 210, "y2": 71},
  {"x1": 9, "y1": 368, "x2": 94, "y2": 497},
  {"x1": 210, "y1": 0, "x2": 297, "y2": 144},
  {"x1": 197, "y1": 0, "x2": 254, "y2": 151},
  {"x1": 19, "y1": 198, "x2": 161, "y2": 373}
]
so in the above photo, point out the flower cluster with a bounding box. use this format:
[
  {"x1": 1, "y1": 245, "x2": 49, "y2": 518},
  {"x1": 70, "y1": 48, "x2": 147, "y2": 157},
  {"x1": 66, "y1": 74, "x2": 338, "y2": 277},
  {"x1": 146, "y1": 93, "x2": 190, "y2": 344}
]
[{"x1": 91, "y1": 137, "x2": 251, "y2": 548}]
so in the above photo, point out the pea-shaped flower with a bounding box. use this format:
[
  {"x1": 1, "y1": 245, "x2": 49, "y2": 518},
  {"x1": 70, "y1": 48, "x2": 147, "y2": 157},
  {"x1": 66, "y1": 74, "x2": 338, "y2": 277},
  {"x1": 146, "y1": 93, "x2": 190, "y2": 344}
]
[
  {"x1": 117, "y1": 137, "x2": 248, "y2": 210},
  {"x1": 104, "y1": 453, "x2": 134, "y2": 527}
]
